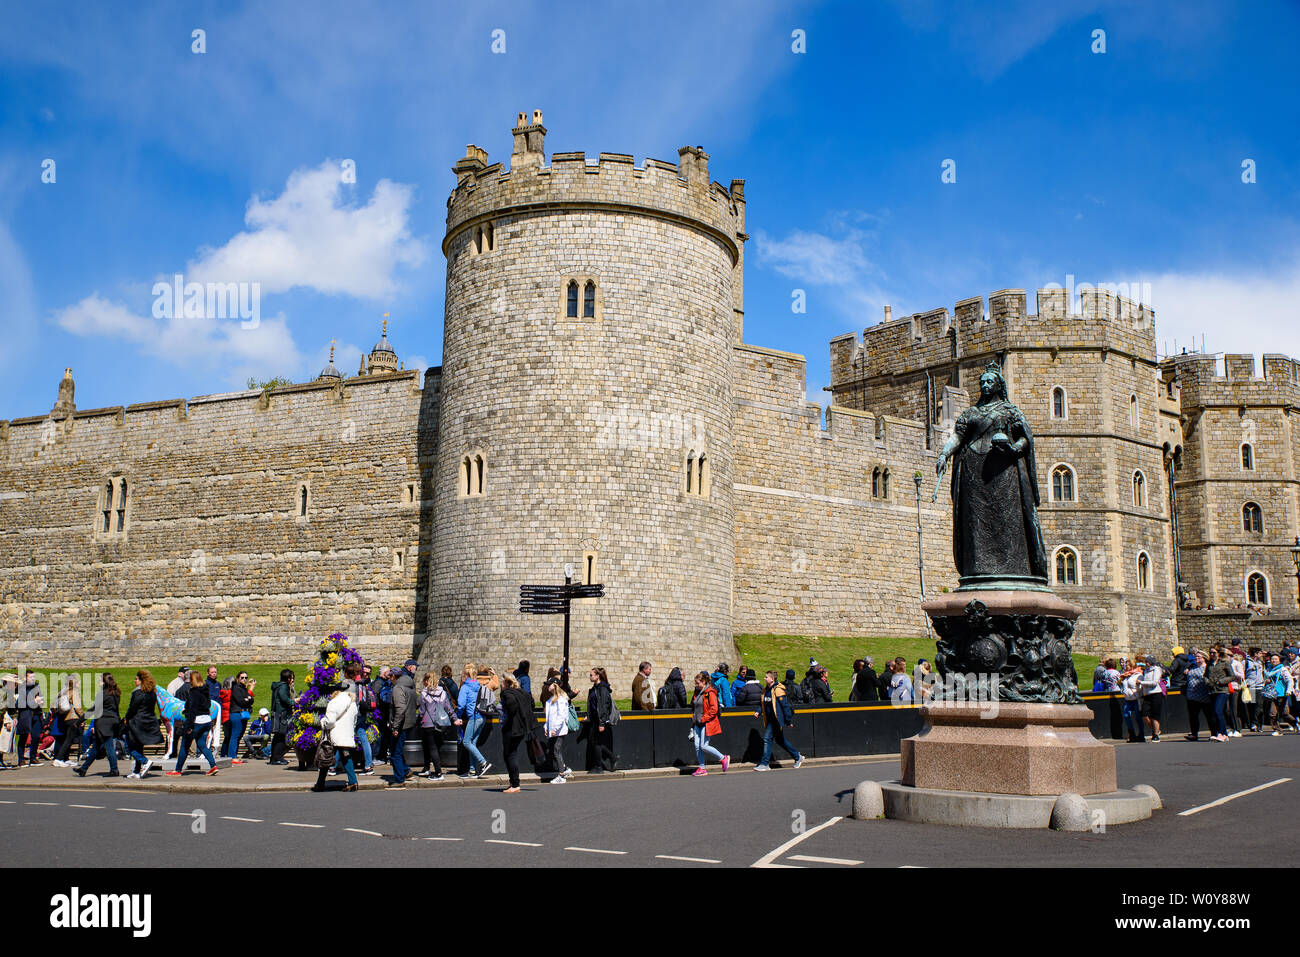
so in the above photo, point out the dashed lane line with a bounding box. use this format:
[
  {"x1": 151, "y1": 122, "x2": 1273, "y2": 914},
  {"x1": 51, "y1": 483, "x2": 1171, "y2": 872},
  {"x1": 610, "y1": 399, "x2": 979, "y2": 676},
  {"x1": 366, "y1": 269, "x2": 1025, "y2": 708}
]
[
  {"x1": 484, "y1": 839, "x2": 542, "y2": 847},
  {"x1": 279, "y1": 822, "x2": 324, "y2": 829},
  {"x1": 221, "y1": 816, "x2": 263, "y2": 823},
  {"x1": 655, "y1": 854, "x2": 723, "y2": 864},
  {"x1": 345, "y1": 828, "x2": 383, "y2": 837},
  {"x1": 67, "y1": 804, "x2": 103, "y2": 809},
  {"x1": 25, "y1": 801, "x2": 59, "y2": 806},
  {"x1": 788, "y1": 854, "x2": 862, "y2": 866},
  {"x1": 751, "y1": 815, "x2": 844, "y2": 868},
  {"x1": 564, "y1": 846, "x2": 627, "y2": 856},
  {"x1": 421, "y1": 837, "x2": 464, "y2": 842},
  {"x1": 166, "y1": 812, "x2": 194, "y2": 817},
  {"x1": 1178, "y1": 777, "x2": 1292, "y2": 816},
  {"x1": 116, "y1": 808, "x2": 154, "y2": 813}
]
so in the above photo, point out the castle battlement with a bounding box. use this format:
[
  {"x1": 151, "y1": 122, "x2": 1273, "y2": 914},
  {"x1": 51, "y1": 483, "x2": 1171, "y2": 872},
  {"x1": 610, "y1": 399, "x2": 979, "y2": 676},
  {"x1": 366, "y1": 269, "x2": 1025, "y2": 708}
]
[
  {"x1": 1165, "y1": 352, "x2": 1300, "y2": 408},
  {"x1": 831, "y1": 287, "x2": 1158, "y2": 387},
  {"x1": 0, "y1": 370, "x2": 429, "y2": 453},
  {"x1": 443, "y1": 112, "x2": 745, "y2": 263}
]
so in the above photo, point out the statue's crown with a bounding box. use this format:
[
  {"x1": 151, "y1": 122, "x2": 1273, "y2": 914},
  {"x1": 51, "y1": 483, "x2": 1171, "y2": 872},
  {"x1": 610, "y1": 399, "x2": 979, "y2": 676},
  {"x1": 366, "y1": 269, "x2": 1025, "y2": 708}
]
[{"x1": 984, "y1": 360, "x2": 1003, "y2": 377}]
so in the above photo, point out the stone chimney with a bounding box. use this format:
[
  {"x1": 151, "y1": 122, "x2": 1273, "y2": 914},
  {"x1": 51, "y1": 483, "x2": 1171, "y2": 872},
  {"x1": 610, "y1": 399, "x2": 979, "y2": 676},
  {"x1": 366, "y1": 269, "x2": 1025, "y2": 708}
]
[
  {"x1": 453, "y1": 145, "x2": 488, "y2": 185},
  {"x1": 884, "y1": 305, "x2": 892, "y2": 323},
  {"x1": 677, "y1": 145, "x2": 709, "y2": 187},
  {"x1": 511, "y1": 109, "x2": 546, "y2": 169}
]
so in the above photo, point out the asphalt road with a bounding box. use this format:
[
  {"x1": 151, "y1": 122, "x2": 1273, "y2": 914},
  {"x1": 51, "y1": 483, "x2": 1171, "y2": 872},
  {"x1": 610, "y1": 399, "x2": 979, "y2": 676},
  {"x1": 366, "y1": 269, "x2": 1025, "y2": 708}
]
[{"x1": 2, "y1": 734, "x2": 1297, "y2": 867}]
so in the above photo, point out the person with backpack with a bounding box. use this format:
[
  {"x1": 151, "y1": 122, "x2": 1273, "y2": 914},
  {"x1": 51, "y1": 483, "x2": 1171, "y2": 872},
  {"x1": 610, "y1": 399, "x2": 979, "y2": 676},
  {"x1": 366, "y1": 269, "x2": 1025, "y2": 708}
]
[
  {"x1": 371, "y1": 666, "x2": 393, "y2": 764},
  {"x1": 689, "y1": 671, "x2": 729, "y2": 776},
  {"x1": 312, "y1": 685, "x2": 359, "y2": 793},
  {"x1": 50, "y1": 675, "x2": 84, "y2": 767},
  {"x1": 499, "y1": 673, "x2": 538, "y2": 794},
  {"x1": 418, "y1": 670, "x2": 460, "y2": 781},
  {"x1": 473, "y1": 666, "x2": 501, "y2": 763},
  {"x1": 585, "y1": 667, "x2": 616, "y2": 773},
  {"x1": 754, "y1": 670, "x2": 803, "y2": 770},
  {"x1": 455, "y1": 664, "x2": 490, "y2": 778},
  {"x1": 1244, "y1": 648, "x2": 1265, "y2": 732},
  {"x1": 710, "y1": 663, "x2": 734, "y2": 708},
  {"x1": 513, "y1": 660, "x2": 532, "y2": 697},
  {"x1": 342, "y1": 663, "x2": 376, "y2": 774},
  {"x1": 226, "y1": 670, "x2": 255, "y2": 762},
  {"x1": 803, "y1": 665, "x2": 833, "y2": 703},
  {"x1": 888, "y1": 664, "x2": 913, "y2": 705},
  {"x1": 657, "y1": 668, "x2": 689, "y2": 709},
  {"x1": 541, "y1": 673, "x2": 573, "y2": 783},
  {"x1": 439, "y1": 665, "x2": 459, "y2": 703},
  {"x1": 1263, "y1": 652, "x2": 1294, "y2": 735},
  {"x1": 632, "y1": 662, "x2": 656, "y2": 711},
  {"x1": 783, "y1": 669, "x2": 804, "y2": 705}
]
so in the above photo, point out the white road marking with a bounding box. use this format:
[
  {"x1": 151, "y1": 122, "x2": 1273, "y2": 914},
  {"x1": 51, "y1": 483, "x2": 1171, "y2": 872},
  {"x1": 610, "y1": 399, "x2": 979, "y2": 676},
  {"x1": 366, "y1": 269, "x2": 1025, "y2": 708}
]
[
  {"x1": 484, "y1": 839, "x2": 542, "y2": 847},
  {"x1": 68, "y1": 804, "x2": 104, "y2": 809},
  {"x1": 25, "y1": 801, "x2": 59, "y2": 806},
  {"x1": 0, "y1": 800, "x2": 15, "y2": 804},
  {"x1": 345, "y1": 828, "x2": 383, "y2": 837},
  {"x1": 221, "y1": 816, "x2": 263, "y2": 823},
  {"x1": 166, "y1": 812, "x2": 194, "y2": 817},
  {"x1": 1178, "y1": 777, "x2": 1292, "y2": 817},
  {"x1": 279, "y1": 822, "x2": 324, "y2": 828},
  {"x1": 655, "y1": 854, "x2": 723, "y2": 864},
  {"x1": 788, "y1": 854, "x2": 862, "y2": 866},
  {"x1": 421, "y1": 837, "x2": 464, "y2": 842},
  {"x1": 116, "y1": 808, "x2": 154, "y2": 813},
  {"x1": 751, "y1": 815, "x2": 844, "y2": 868},
  {"x1": 564, "y1": 846, "x2": 627, "y2": 856}
]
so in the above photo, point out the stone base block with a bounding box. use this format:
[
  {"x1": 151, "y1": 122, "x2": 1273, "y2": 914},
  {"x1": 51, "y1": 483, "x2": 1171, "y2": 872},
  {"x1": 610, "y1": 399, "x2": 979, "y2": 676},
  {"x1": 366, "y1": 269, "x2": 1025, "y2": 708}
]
[
  {"x1": 880, "y1": 781, "x2": 1155, "y2": 829},
  {"x1": 900, "y1": 702, "x2": 1116, "y2": 795}
]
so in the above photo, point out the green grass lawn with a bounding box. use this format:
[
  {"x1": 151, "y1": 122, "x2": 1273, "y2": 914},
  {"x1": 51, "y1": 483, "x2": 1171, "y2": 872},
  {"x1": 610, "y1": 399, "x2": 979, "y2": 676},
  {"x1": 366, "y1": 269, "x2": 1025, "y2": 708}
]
[{"x1": 734, "y1": 633, "x2": 1100, "y2": 700}]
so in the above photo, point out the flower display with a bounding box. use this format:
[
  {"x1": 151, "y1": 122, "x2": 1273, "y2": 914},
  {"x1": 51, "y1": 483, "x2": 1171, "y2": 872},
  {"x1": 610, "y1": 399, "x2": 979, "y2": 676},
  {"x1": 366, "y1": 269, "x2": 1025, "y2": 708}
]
[{"x1": 287, "y1": 632, "x2": 374, "y2": 753}]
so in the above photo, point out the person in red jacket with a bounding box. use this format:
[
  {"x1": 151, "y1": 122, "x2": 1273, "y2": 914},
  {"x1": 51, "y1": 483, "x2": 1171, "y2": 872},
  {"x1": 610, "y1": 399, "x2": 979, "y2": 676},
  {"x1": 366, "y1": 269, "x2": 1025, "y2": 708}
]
[{"x1": 690, "y1": 671, "x2": 729, "y2": 777}]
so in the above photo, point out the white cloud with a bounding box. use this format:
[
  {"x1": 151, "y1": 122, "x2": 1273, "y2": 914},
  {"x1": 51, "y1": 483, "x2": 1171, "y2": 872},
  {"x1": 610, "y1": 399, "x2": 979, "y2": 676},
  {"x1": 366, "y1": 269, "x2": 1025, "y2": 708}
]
[
  {"x1": 1141, "y1": 261, "x2": 1300, "y2": 359},
  {"x1": 187, "y1": 161, "x2": 428, "y2": 299},
  {"x1": 53, "y1": 295, "x2": 302, "y2": 387},
  {"x1": 754, "y1": 220, "x2": 894, "y2": 325}
]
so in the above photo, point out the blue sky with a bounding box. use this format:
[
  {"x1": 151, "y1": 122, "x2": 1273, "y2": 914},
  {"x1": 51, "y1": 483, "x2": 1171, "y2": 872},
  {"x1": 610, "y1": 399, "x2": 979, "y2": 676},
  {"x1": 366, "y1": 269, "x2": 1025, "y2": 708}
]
[{"x1": 1, "y1": 0, "x2": 1297, "y2": 417}]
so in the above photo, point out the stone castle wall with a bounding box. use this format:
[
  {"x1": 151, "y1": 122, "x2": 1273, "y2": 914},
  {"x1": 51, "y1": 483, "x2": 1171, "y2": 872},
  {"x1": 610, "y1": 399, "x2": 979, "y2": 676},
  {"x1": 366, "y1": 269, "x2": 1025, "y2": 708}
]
[
  {"x1": 0, "y1": 372, "x2": 435, "y2": 668},
  {"x1": 1168, "y1": 353, "x2": 1300, "y2": 613},
  {"x1": 425, "y1": 131, "x2": 744, "y2": 689},
  {"x1": 731, "y1": 343, "x2": 958, "y2": 639}
]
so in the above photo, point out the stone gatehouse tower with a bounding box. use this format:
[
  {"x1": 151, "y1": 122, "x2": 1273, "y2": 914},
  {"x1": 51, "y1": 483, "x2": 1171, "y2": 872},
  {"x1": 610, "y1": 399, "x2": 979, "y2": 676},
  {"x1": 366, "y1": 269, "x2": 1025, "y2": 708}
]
[{"x1": 423, "y1": 111, "x2": 747, "y2": 673}]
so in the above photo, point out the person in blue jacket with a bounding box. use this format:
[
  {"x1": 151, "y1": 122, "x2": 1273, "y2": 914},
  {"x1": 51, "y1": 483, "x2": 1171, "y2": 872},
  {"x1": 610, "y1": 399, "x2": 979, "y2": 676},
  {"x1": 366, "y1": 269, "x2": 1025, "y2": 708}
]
[
  {"x1": 710, "y1": 664, "x2": 734, "y2": 707},
  {"x1": 456, "y1": 665, "x2": 490, "y2": 777}
]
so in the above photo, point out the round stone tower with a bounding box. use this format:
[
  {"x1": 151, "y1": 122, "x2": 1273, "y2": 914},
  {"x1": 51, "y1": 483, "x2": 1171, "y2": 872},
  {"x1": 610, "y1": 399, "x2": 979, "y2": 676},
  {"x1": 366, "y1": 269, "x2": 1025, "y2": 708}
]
[{"x1": 424, "y1": 110, "x2": 748, "y2": 691}]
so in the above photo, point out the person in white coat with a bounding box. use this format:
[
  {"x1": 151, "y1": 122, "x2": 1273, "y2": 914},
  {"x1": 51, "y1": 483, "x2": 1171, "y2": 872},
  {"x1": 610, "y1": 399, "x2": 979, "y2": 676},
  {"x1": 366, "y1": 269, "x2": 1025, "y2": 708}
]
[
  {"x1": 312, "y1": 686, "x2": 358, "y2": 793},
  {"x1": 541, "y1": 672, "x2": 572, "y2": 783}
]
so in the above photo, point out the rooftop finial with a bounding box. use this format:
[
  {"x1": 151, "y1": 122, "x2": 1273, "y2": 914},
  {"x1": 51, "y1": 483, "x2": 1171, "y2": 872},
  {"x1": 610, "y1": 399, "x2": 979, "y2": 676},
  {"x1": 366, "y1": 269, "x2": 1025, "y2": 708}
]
[{"x1": 329, "y1": 339, "x2": 336, "y2": 363}]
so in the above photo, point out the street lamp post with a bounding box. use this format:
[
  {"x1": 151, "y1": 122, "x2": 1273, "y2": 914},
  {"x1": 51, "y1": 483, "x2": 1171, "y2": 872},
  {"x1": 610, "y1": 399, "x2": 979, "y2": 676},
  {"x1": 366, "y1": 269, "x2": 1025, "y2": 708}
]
[
  {"x1": 1290, "y1": 536, "x2": 1300, "y2": 614},
  {"x1": 914, "y1": 472, "x2": 932, "y2": 639}
]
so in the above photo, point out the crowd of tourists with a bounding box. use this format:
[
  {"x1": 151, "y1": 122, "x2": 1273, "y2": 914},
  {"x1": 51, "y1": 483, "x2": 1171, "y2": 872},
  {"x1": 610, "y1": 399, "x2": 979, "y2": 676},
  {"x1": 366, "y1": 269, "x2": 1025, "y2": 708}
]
[{"x1": 1089, "y1": 639, "x2": 1300, "y2": 743}]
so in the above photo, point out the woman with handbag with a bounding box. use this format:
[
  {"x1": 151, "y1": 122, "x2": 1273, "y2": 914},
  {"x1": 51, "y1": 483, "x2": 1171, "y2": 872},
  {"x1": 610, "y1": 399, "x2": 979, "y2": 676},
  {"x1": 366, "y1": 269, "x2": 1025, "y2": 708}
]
[
  {"x1": 418, "y1": 670, "x2": 460, "y2": 781},
  {"x1": 585, "y1": 667, "x2": 616, "y2": 773},
  {"x1": 123, "y1": 670, "x2": 164, "y2": 779},
  {"x1": 268, "y1": 669, "x2": 295, "y2": 765},
  {"x1": 541, "y1": 671, "x2": 573, "y2": 784},
  {"x1": 312, "y1": 685, "x2": 358, "y2": 792},
  {"x1": 0, "y1": 673, "x2": 18, "y2": 770},
  {"x1": 498, "y1": 672, "x2": 536, "y2": 794},
  {"x1": 166, "y1": 671, "x2": 219, "y2": 776},
  {"x1": 51, "y1": 676, "x2": 84, "y2": 767},
  {"x1": 689, "y1": 671, "x2": 730, "y2": 776},
  {"x1": 74, "y1": 674, "x2": 125, "y2": 777}
]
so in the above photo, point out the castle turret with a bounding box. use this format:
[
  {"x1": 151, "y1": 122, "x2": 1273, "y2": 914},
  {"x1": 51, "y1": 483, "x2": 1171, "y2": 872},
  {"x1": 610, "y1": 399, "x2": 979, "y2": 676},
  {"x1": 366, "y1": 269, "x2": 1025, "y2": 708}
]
[
  {"x1": 367, "y1": 318, "x2": 399, "y2": 375},
  {"x1": 425, "y1": 110, "x2": 744, "y2": 679}
]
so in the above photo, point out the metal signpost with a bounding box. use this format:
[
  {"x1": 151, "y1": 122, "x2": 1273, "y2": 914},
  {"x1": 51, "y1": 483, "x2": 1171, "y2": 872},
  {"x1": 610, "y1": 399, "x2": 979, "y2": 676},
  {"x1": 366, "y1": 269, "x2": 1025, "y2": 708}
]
[{"x1": 519, "y1": 563, "x2": 605, "y2": 681}]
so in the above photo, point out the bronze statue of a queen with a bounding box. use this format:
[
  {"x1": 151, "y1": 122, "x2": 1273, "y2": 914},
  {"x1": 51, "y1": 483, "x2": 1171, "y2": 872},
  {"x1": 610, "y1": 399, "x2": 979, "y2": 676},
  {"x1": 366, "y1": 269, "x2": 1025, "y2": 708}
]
[{"x1": 934, "y1": 361, "x2": 1049, "y2": 591}]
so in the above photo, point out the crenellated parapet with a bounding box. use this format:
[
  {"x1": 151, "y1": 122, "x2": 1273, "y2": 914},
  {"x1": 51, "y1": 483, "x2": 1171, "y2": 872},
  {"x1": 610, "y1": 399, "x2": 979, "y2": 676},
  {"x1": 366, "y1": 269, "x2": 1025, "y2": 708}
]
[
  {"x1": 1167, "y1": 352, "x2": 1300, "y2": 410},
  {"x1": 444, "y1": 111, "x2": 746, "y2": 265},
  {"x1": 832, "y1": 287, "x2": 1158, "y2": 386}
]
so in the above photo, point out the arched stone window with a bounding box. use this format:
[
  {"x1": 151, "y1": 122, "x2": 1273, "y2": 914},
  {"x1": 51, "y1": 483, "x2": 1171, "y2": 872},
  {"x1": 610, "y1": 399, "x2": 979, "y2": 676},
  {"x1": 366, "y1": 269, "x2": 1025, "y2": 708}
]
[
  {"x1": 459, "y1": 453, "x2": 486, "y2": 497},
  {"x1": 881, "y1": 467, "x2": 890, "y2": 499},
  {"x1": 872, "y1": 467, "x2": 882, "y2": 499},
  {"x1": 1242, "y1": 501, "x2": 1263, "y2": 533},
  {"x1": 1050, "y1": 464, "x2": 1076, "y2": 503},
  {"x1": 1136, "y1": 551, "x2": 1151, "y2": 591},
  {"x1": 566, "y1": 280, "x2": 579, "y2": 318},
  {"x1": 116, "y1": 478, "x2": 127, "y2": 533},
  {"x1": 1054, "y1": 546, "x2": 1079, "y2": 585},
  {"x1": 299, "y1": 484, "x2": 309, "y2": 517},
  {"x1": 1247, "y1": 571, "x2": 1269, "y2": 606},
  {"x1": 102, "y1": 480, "x2": 114, "y2": 533},
  {"x1": 684, "y1": 450, "x2": 708, "y2": 497},
  {"x1": 583, "y1": 280, "x2": 596, "y2": 318},
  {"x1": 1241, "y1": 443, "x2": 1254, "y2": 471},
  {"x1": 1132, "y1": 470, "x2": 1146, "y2": 508},
  {"x1": 1051, "y1": 387, "x2": 1067, "y2": 419},
  {"x1": 685, "y1": 451, "x2": 696, "y2": 494},
  {"x1": 697, "y1": 453, "x2": 709, "y2": 497},
  {"x1": 1130, "y1": 394, "x2": 1138, "y2": 429},
  {"x1": 97, "y1": 477, "x2": 129, "y2": 537}
]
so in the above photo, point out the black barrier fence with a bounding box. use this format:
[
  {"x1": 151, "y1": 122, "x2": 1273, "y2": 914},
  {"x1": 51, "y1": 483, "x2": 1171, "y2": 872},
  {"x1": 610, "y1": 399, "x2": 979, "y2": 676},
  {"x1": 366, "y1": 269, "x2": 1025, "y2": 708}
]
[{"x1": 397, "y1": 691, "x2": 1194, "y2": 775}]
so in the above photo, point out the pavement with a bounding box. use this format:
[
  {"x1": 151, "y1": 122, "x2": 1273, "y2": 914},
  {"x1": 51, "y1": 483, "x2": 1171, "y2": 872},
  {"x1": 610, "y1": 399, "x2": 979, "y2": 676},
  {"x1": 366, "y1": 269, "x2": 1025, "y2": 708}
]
[{"x1": 2, "y1": 732, "x2": 1297, "y2": 867}]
